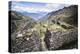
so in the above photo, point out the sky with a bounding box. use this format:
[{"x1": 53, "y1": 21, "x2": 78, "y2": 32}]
[{"x1": 10, "y1": 1, "x2": 71, "y2": 20}]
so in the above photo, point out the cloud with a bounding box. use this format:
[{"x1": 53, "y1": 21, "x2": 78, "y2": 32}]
[
  {"x1": 44, "y1": 3, "x2": 71, "y2": 12},
  {"x1": 11, "y1": 2, "x2": 71, "y2": 13},
  {"x1": 45, "y1": 3, "x2": 61, "y2": 9},
  {"x1": 64, "y1": 4, "x2": 71, "y2": 7},
  {"x1": 12, "y1": 4, "x2": 51, "y2": 13}
]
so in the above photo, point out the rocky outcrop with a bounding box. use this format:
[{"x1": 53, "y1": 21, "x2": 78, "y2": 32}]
[
  {"x1": 11, "y1": 31, "x2": 41, "y2": 53},
  {"x1": 44, "y1": 29, "x2": 78, "y2": 50}
]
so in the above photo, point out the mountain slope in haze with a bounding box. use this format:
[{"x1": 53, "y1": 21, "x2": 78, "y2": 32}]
[
  {"x1": 47, "y1": 5, "x2": 78, "y2": 27},
  {"x1": 38, "y1": 5, "x2": 78, "y2": 34},
  {"x1": 10, "y1": 11, "x2": 36, "y2": 33},
  {"x1": 10, "y1": 11, "x2": 37, "y2": 41},
  {"x1": 20, "y1": 12, "x2": 47, "y2": 20},
  {"x1": 9, "y1": 11, "x2": 42, "y2": 53}
]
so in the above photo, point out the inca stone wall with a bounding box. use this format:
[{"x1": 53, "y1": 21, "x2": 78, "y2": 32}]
[
  {"x1": 44, "y1": 29, "x2": 78, "y2": 50},
  {"x1": 11, "y1": 31, "x2": 41, "y2": 53}
]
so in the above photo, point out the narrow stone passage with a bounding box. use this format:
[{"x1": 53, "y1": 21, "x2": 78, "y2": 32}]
[{"x1": 41, "y1": 35, "x2": 48, "y2": 51}]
